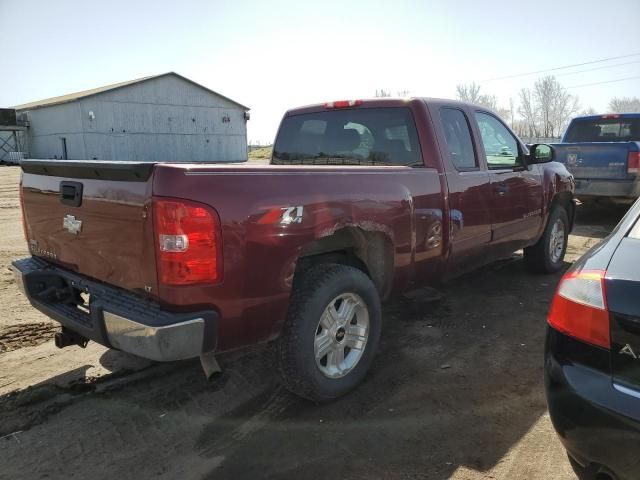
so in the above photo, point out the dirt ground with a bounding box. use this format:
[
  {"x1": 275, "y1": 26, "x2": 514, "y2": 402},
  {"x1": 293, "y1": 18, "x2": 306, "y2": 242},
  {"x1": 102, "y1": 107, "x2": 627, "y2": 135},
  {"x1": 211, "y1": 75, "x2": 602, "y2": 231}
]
[{"x1": 0, "y1": 165, "x2": 627, "y2": 480}]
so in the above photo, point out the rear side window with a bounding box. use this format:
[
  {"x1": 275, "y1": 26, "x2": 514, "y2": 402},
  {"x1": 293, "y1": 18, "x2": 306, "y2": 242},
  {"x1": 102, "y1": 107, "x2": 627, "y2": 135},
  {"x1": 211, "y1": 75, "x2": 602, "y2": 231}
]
[
  {"x1": 564, "y1": 118, "x2": 640, "y2": 142},
  {"x1": 439, "y1": 108, "x2": 477, "y2": 170},
  {"x1": 272, "y1": 108, "x2": 422, "y2": 166}
]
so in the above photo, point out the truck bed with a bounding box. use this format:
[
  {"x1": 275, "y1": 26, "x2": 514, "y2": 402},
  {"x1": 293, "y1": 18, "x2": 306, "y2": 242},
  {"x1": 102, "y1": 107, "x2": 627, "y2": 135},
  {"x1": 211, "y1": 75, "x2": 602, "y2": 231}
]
[{"x1": 19, "y1": 158, "x2": 444, "y2": 351}]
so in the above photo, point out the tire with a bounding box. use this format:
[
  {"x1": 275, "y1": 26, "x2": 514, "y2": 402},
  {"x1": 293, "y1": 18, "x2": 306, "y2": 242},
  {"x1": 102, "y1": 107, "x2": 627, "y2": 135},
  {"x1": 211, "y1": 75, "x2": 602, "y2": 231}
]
[
  {"x1": 524, "y1": 206, "x2": 569, "y2": 274},
  {"x1": 271, "y1": 263, "x2": 382, "y2": 402}
]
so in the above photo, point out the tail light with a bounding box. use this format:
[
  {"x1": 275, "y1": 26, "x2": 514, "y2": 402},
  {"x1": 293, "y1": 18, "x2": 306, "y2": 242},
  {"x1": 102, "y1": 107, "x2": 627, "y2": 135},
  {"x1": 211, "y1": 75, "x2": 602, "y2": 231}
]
[
  {"x1": 324, "y1": 100, "x2": 363, "y2": 109},
  {"x1": 548, "y1": 269, "x2": 610, "y2": 349},
  {"x1": 628, "y1": 151, "x2": 640, "y2": 175},
  {"x1": 153, "y1": 198, "x2": 222, "y2": 286}
]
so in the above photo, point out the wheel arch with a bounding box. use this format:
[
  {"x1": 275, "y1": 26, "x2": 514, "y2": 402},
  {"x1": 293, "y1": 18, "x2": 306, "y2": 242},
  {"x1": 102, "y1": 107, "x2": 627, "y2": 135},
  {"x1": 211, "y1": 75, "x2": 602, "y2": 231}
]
[
  {"x1": 550, "y1": 190, "x2": 575, "y2": 232},
  {"x1": 295, "y1": 227, "x2": 394, "y2": 299}
]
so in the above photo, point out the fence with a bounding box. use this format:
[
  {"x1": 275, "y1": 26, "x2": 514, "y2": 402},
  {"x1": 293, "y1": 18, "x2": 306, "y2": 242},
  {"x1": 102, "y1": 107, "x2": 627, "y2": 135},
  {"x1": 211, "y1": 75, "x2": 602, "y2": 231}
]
[
  {"x1": 520, "y1": 137, "x2": 561, "y2": 145},
  {"x1": 0, "y1": 129, "x2": 28, "y2": 163}
]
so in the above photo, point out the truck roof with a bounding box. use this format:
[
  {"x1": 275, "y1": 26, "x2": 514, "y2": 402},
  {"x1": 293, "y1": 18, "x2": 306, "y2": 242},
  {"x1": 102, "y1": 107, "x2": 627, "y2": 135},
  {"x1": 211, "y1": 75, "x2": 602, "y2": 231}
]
[{"x1": 284, "y1": 97, "x2": 494, "y2": 116}]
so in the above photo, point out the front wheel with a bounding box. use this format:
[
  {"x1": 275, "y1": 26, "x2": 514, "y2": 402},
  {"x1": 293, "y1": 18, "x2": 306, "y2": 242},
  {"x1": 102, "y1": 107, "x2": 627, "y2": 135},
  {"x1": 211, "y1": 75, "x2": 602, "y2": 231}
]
[
  {"x1": 524, "y1": 206, "x2": 569, "y2": 273},
  {"x1": 271, "y1": 263, "x2": 382, "y2": 402}
]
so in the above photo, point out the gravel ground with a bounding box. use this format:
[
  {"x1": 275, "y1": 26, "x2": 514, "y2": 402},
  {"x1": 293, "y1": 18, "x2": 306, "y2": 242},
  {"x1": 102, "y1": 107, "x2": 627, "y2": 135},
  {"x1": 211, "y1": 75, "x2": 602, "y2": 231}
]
[{"x1": 0, "y1": 165, "x2": 627, "y2": 479}]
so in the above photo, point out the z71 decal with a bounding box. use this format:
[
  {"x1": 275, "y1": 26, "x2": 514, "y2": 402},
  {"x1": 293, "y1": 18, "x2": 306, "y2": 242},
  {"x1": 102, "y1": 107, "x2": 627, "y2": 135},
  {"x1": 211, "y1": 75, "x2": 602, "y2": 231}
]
[
  {"x1": 258, "y1": 206, "x2": 304, "y2": 225},
  {"x1": 280, "y1": 206, "x2": 304, "y2": 224}
]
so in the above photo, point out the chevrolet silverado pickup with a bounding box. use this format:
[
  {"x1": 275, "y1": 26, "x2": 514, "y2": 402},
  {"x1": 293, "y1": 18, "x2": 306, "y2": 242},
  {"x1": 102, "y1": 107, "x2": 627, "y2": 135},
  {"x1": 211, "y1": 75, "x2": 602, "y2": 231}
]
[
  {"x1": 13, "y1": 98, "x2": 574, "y2": 401},
  {"x1": 552, "y1": 113, "x2": 640, "y2": 203}
]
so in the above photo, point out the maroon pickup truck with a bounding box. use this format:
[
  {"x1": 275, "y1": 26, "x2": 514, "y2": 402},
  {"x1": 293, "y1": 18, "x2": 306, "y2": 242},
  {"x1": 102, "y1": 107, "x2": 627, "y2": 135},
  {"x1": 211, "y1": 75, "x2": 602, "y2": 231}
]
[{"x1": 12, "y1": 98, "x2": 574, "y2": 401}]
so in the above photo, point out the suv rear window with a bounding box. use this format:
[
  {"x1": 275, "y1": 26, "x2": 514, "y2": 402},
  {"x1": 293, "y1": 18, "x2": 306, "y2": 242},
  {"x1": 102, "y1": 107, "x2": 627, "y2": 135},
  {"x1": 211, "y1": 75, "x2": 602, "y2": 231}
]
[
  {"x1": 272, "y1": 107, "x2": 422, "y2": 166},
  {"x1": 564, "y1": 118, "x2": 640, "y2": 142}
]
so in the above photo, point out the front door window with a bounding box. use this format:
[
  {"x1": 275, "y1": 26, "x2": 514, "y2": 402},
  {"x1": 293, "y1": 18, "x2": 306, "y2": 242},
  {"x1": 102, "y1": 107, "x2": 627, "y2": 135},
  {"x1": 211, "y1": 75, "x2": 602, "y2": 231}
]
[{"x1": 474, "y1": 112, "x2": 519, "y2": 169}]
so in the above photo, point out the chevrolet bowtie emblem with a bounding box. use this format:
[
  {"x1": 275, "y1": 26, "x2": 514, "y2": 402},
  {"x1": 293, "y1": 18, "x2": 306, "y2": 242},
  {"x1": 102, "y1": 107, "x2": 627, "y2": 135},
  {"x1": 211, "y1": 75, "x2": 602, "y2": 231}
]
[{"x1": 63, "y1": 214, "x2": 82, "y2": 234}]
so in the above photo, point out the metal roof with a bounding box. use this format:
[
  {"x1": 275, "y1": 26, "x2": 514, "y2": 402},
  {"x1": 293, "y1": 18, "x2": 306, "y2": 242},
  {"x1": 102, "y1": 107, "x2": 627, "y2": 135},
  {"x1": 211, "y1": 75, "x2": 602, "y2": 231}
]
[{"x1": 13, "y1": 72, "x2": 249, "y2": 111}]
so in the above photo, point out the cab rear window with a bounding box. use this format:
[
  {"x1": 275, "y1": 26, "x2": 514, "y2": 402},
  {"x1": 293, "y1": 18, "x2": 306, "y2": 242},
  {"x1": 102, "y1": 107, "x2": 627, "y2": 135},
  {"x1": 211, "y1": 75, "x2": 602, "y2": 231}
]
[
  {"x1": 272, "y1": 107, "x2": 422, "y2": 166},
  {"x1": 564, "y1": 118, "x2": 640, "y2": 142}
]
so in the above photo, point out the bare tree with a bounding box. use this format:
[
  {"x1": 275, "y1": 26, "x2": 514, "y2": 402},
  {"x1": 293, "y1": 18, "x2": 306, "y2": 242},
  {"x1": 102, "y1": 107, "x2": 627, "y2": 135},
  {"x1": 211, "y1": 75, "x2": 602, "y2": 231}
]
[
  {"x1": 456, "y1": 83, "x2": 482, "y2": 103},
  {"x1": 455, "y1": 82, "x2": 498, "y2": 109},
  {"x1": 581, "y1": 107, "x2": 598, "y2": 116},
  {"x1": 482, "y1": 95, "x2": 499, "y2": 111},
  {"x1": 509, "y1": 97, "x2": 516, "y2": 129},
  {"x1": 518, "y1": 88, "x2": 539, "y2": 138},
  {"x1": 511, "y1": 119, "x2": 530, "y2": 138},
  {"x1": 549, "y1": 87, "x2": 580, "y2": 138},
  {"x1": 375, "y1": 89, "x2": 391, "y2": 98},
  {"x1": 533, "y1": 76, "x2": 557, "y2": 137},
  {"x1": 518, "y1": 76, "x2": 579, "y2": 138},
  {"x1": 609, "y1": 97, "x2": 640, "y2": 113},
  {"x1": 458, "y1": 77, "x2": 578, "y2": 138}
]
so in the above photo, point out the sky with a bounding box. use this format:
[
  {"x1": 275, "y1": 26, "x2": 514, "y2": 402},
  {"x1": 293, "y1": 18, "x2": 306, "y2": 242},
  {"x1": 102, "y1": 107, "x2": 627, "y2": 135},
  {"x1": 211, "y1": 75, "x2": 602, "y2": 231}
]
[{"x1": 1, "y1": 0, "x2": 639, "y2": 144}]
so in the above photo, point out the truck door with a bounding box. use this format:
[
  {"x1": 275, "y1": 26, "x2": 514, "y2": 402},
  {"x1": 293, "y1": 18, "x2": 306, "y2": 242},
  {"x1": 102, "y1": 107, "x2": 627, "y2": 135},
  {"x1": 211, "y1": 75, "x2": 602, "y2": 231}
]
[
  {"x1": 437, "y1": 107, "x2": 493, "y2": 276},
  {"x1": 473, "y1": 112, "x2": 543, "y2": 252}
]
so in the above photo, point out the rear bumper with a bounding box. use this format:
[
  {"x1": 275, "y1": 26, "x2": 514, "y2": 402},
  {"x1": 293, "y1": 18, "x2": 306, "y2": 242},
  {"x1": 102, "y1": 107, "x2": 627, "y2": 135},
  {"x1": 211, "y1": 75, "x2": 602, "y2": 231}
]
[
  {"x1": 574, "y1": 178, "x2": 640, "y2": 201},
  {"x1": 11, "y1": 257, "x2": 218, "y2": 361},
  {"x1": 545, "y1": 328, "x2": 640, "y2": 480}
]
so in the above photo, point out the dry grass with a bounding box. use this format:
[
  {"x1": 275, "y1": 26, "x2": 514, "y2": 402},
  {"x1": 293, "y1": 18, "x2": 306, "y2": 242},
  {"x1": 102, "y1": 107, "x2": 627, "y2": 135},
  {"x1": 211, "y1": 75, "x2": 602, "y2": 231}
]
[{"x1": 248, "y1": 146, "x2": 272, "y2": 160}]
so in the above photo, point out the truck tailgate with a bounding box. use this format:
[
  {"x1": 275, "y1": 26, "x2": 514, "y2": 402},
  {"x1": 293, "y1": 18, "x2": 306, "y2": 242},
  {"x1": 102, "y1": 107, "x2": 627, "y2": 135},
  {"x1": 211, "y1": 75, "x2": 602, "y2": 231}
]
[
  {"x1": 20, "y1": 160, "x2": 158, "y2": 296},
  {"x1": 552, "y1": 141, "x2": 638, "y2": 180}
]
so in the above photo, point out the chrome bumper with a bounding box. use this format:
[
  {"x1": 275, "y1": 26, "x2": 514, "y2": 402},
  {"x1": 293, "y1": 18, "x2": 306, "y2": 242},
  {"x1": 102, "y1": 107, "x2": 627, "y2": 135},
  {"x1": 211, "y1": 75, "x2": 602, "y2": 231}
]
[
  {"x1": 12, "y1": 264, "x2": 26, "y2": 296},
  {"x1": 10, "y1": 258, "x2": 217, "y2": 362},
  {"x1": 103, "y1": 312, "x2": 205, "y2": 362},
  {"x1": 574, "y1": 178, "x2": 640, "y2": 200}
]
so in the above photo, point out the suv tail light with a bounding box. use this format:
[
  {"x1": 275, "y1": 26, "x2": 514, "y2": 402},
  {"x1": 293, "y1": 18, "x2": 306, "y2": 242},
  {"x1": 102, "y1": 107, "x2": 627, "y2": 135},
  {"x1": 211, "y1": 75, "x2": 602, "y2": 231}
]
[
  {"x1": 153, "y1": 198, "x2": 222, "y2": 286},
  {"x1": 628, "y1": 151, "x2": 640, "y2": 175},
  {"x1": 548, "y1": 269, "x2": 610, "y2": 349}
]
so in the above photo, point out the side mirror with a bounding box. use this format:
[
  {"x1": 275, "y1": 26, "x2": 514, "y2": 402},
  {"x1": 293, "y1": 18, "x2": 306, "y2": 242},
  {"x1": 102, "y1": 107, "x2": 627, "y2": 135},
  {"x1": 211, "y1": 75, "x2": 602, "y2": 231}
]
[{"x1": 528, "y1": 144, "x2": 554, "y2": 164}]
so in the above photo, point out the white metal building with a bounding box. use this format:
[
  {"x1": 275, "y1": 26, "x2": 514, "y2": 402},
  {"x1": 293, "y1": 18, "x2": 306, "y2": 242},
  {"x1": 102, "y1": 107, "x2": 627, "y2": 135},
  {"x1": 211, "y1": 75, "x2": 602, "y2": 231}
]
[{"x1": 13, "y1": 72, "x2": 249, "y2": 162}]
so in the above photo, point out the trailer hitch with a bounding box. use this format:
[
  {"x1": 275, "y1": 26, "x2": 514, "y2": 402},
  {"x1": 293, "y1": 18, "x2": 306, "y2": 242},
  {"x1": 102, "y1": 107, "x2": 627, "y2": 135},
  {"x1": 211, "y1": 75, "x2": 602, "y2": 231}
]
[
  {"x1": 35, "y1": 284, "x2": 77, "y2": 305},
  {"x1": 54, "y1": 328, "x2": 89, "y2": 349}
]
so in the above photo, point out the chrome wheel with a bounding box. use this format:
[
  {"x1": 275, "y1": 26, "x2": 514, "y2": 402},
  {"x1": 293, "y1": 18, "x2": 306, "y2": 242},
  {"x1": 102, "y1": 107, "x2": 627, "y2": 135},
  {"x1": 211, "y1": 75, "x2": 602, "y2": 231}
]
[
  {"x1": 314, "y1": 293, "x2": 369, "y2": 379},
  {"x1": 549, "y1": 218, "x2": 565, "y2": 263}
]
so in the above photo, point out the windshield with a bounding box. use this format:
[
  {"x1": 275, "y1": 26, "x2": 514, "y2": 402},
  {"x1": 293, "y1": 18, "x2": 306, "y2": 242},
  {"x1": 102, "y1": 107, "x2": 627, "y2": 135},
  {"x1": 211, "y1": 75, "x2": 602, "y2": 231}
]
[
  {"x1": 272, "y1": 107, "x2": 422, "y2": 166},
  {"x1": 564, "y1": 117, "x2": 640, "y2": 142}
]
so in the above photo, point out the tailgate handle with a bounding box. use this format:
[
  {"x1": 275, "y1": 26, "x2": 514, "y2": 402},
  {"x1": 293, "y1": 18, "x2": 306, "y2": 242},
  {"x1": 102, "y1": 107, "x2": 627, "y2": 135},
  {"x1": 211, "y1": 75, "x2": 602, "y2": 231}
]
[{"x1": 60, "y1": 181, "x2": 83, "y2": 207}]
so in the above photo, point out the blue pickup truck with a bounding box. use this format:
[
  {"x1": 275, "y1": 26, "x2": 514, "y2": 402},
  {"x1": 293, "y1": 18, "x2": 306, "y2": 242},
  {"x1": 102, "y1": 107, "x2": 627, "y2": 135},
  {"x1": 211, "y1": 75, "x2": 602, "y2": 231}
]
[{"x1": 552, "y1": 113, "x2": 640, "y2": 204}]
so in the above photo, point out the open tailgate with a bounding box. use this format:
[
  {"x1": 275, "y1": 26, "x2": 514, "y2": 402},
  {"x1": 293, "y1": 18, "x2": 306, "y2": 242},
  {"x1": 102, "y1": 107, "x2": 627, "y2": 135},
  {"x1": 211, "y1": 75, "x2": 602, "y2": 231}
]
[{"x1": 20, "y1": 160, "x2": 158, "y2": 296}]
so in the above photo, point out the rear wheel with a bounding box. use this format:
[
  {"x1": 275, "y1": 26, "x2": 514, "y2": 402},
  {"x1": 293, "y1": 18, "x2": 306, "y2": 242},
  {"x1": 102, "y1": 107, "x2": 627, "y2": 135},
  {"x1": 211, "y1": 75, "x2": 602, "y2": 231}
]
[
  {"x1": 524, "y1": 206, "x2": 569, "y2": 273},
  {"x1": 271, "y1": 263, "x2": 382, "y2": 402}
]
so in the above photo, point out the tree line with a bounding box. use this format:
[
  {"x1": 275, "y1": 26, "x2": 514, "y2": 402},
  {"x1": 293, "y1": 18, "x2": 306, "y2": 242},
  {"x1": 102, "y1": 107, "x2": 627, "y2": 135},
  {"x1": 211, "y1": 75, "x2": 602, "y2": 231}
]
[{"x1": 455, "y1": 77, "x2": 640, "y2": 139}]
